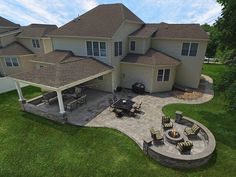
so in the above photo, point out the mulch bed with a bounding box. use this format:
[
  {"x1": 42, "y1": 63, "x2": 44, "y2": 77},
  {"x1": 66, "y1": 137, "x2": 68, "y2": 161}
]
[{"x1": 171, "y1": 77, "x2": 206, "y2": 100}]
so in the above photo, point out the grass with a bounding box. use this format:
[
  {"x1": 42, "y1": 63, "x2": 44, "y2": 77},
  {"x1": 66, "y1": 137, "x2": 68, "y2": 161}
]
[
  {"x1": 0, "y1": 64, "x2": 235, "y2": 176},
  {"x1": 163, "y1": 64, "x2": 236, "y2": 176}
]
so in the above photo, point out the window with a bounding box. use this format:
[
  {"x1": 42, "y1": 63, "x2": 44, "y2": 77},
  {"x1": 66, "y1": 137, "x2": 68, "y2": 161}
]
[
  {"x1": 5, "y1": 57, "x2": 19, "y2": 67},
  {"x1": 86, "y1": 41, "x2": 93, "y2": 56},
  {"x1": 32, "y1": 39, "x2": 40, "y2": 48},
  {"x1": 157, "y1": 69, "x2": 170, "y2": 82},
  {"x1": 86, "y1": 41, "x2": 106, "y2": 57},
  {"x1": 100, "y1": 42, "x2": 106, "y2": 57},
  {"x1": 119, "y1": 41, "x2": 122, "y2": 55},
  {"x1": 181, "y1": 43, "x2": 190, "y2": 56},
  {"x1": 130, "y1": 41, "x2": 135, "y2": 51},
  {"x1": 93, "y1": 42, "x2": 99, "y2": 56},
  {"x1": 114, "y1": 41, "x2": 122, "y2": 56},
  {"x1": 181, "y1": 42, "x2": 198, "y2": 56},
  {"x1": 189, "y1": 43, "x2": 198, "y2": 56}
]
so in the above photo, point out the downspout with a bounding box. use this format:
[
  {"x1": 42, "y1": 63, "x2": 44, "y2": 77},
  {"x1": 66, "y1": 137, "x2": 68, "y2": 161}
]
[{"x1": 0, "y1": 57, "x2": 6, "y2": 76}]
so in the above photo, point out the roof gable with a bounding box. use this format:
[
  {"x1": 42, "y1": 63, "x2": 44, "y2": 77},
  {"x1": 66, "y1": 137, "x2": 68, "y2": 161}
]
[{"x1": 49, "y1": 3, "x2": 143, "y2": 38}]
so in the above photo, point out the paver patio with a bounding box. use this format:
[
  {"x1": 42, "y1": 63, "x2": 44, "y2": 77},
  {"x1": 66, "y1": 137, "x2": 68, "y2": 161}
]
[{"x1": 67, "y1": 75, "x2": 213, "y2": 147}]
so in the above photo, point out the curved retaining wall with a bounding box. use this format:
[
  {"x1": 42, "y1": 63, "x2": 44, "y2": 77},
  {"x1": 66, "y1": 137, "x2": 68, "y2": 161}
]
[{"x1": 143, "y1": 114, "x2": 216, "y2": 169}]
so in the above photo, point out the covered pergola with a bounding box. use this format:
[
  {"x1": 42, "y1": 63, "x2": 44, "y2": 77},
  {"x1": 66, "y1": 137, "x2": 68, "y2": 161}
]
[{"x1": 9, "y1": 56, "x2": 113, "y2": 120}]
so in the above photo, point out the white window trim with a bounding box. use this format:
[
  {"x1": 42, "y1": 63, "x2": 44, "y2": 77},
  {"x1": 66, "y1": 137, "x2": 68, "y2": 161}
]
[
  {"x1": 86, "y1": 40, "x2": 107, "y2": 58},
  {"x1": 157, "y1": 69, "x2": 170, "y2": 82},
  {"x1": 4, "y1": 56, "x2": 20, "y2": 67},
  {"x1": 181, "y1": 42, "x2": 199, "y2": 56},
  {"x1": 114, "y1": 41, "x2": 122, "y2": 56}
]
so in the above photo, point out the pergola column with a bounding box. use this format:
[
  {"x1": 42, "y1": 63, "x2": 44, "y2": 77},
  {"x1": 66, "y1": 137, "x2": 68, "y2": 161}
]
[
  {"x1": 56, "y1": 90, "x2": 65, "y2": 114},
  {"x1": 15, "y1": 81, "x2": 25, "y2": 101}
]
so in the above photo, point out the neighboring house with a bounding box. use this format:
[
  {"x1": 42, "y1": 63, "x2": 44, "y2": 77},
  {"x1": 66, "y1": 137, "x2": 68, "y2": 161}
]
[
  {"x1": 0, "y1": 16, "x2": 58, "y2": 76},
  {"x1": 9, "y1": 3, "x2": 209, "y2": 117},
  {"x1": 17, "y1": 24, "x2": 57, "y2": 55}
]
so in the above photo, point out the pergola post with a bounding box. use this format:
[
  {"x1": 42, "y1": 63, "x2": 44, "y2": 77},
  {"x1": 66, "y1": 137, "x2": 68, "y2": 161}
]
[
  {"x1": 56, "y1": 90, "x2": 65, "y2": 114},
  {"x1": 15, "y1": 81, "x2": 25, "y2": 102}
]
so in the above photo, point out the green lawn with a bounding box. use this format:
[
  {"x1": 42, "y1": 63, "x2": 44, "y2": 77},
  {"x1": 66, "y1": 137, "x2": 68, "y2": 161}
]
[{"x1": 0, "y1": 64, "x2": 235, "y2": 177}]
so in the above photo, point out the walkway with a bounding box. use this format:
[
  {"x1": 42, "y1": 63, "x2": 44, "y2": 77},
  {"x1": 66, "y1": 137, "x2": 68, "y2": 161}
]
[{"x1": 69, "y1": 75, "x2": 214, "y2": 148}]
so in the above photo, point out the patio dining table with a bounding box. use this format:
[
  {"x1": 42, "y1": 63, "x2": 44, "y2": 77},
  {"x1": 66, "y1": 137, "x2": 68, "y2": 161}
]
[{"x1": 111, "y1": 99, "x2": 135, "y2": 112}]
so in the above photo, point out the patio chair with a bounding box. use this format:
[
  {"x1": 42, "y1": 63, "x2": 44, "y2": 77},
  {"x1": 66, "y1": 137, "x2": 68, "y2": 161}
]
[
  {"x1": 66, "y1": 99, "x2": 78, "y2": 112},
  {"x1": 177, "y1": 141, "x2": 193, "y2": 154},
  {"x1": 128, "y1": 108, "x2": 136, "y2": 117},
  {"x1": 77, "y1": 95, "x2": 87, "y2": 105},
  {"x1": 150, "y1": 127, "x2": 163, "y2": 141},
  {"x1": 184, "y1": 124, "x2": 200, "y2": 138},
  {"x1": 42, "y1": 92, "x2": 57, "y2": 105},
  {"x1": 162, "y1": 116, "x2": 173, "y2": 130},
  {"x1": 115, "y1": 109, "x2": 124, "y2": 118},
  {"x1": 132, "y1": 101, "x2": 142, "y2": 111}
]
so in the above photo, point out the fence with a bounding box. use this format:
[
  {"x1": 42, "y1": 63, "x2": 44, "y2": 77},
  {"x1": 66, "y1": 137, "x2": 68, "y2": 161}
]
[{"x1": 0, "y1": 77, "x2": 28, "y2": 94}]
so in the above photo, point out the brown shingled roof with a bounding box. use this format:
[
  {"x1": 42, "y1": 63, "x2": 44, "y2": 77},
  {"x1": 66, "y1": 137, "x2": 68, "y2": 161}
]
[
  {"x1": 31, "y1": 50, "x2": 73, "y2": 64},
  {"x1": 153, "y1": 23, "x2": 209, "y2": 40},
  {"x1": 0, "y1": 42, "x2": 34, "y2": 56},
  {"x1": 129, "y1": 24, "x2": 158, "y2": 38},
  {"x1": 0, "y1": 16, "x2": 20, "y2": 28},
  {"x1": 49, "y1": 3, "x2": 143, "y2": 38},
  {"x1": 11, "y1": 56, "x2": 113, "y2": 88},
  {"x1": 121, "y1": 49, "x2": 180, "y2": 66},
  {"x1": 17, "y1": 24, "x2": 58, "y2": 38},
  {"x1": 129, "y1": 23, "x2": 208, "y2": 40}
]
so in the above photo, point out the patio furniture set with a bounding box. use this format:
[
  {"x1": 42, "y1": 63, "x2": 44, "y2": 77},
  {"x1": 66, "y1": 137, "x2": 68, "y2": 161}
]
[
  {"x1": 42, "y1": 87, "x2": 87, "y2": 112},
  {"x1": 109, "y1": 97, "x2": 142, "y2": 118},
  {"x1": 150, "y1": 116, "x2": 200, "y2": 154}
]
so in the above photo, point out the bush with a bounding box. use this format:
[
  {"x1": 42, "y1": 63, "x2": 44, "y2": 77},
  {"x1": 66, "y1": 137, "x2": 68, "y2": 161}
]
[{"x1": 215, "y1": 67, "x2": 236, "y2": 110}]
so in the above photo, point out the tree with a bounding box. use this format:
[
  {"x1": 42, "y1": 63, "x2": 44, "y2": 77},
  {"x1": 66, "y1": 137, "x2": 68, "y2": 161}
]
[{"x1": 201, "y1": 24, "x2": 220, "y2": 58}]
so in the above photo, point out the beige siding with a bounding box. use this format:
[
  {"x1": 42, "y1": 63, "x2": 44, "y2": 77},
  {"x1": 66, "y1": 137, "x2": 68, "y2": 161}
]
[
  {"x1": 152, "y1": 66, "x2": 176, "y2": 92},
  {"x1": 121, "y1": 63, "x2": 153, "y2": 92},
  {"x1": 152, "y1": 39, "x2": 207, "y2": 88},
  {"x1": 111, "y1": 21, "x2": 142, "y2": 88},
  {"x1": 52, "y1": 37, "x2": 112, "y2": 65},
  {"x1": 0, "y1": 33, "x2": 17, "y2": 47},
  {"x1": 128, "y1": 37, "x2": 151, "y2": 54},
  {"x1": 0, "y1": 55, "x2": 35, "y2": 76},
  {"x1": 42, "y1": 38, "x2": 53, "y2": 54},
  {"x1": 83, "y1": 72, "x2": 113, "y2": 92},
  {"x1": 17, "y1": 38, "x2": 44, "y2": 55}
]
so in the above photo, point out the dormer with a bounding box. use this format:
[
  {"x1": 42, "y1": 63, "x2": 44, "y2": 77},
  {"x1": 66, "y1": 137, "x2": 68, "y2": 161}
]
[{"x1": 128, "y1": 24, "x2": 157, "y2": 54}]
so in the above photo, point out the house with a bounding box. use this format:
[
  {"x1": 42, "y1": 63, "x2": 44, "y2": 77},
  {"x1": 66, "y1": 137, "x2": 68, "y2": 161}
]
[
  {"x1": 9, "y1": 3, "x2": 208, "y2": 119},
  {"x1": 0, "y1": 16, "x2": 57, "y2": 76}
]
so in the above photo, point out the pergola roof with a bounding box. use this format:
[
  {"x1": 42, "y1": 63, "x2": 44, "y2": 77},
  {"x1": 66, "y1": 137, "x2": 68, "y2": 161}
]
[{"x1": 9, "y1": 52, "x2": 113, "y2": 90}]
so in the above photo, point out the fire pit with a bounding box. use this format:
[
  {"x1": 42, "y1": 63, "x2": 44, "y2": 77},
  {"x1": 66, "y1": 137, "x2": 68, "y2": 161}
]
[{"x1": 165, "y1": 128, "x2": 184, "y2": 145}]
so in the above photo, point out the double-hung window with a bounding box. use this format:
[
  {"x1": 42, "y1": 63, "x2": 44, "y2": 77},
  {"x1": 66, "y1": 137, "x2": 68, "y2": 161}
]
[
  {"x1": 130, "y1": 41, "x2": 135, "y2": 51},
  {"x1": 114, "y1": 41, "x2": 122, "y2": 56},
  {"x1": 5, "y1": 57, "x2": 19, "y2": 67},
  {"x1": 32, "y1": 39, "x2": 40, "y2": 48},
  {"x1": 181, "y1": 42, "x2": 198, "y2": 56},
  {"x1": 86, "y1": 41, "x2": 106, "y2": 57},
  {"x1": 157, "y1": 69, "x2": 170, "y2": 82}
]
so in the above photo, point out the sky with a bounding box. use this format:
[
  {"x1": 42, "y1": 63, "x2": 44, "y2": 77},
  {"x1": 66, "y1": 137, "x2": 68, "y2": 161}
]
[{"x1": 0, "y1": 0, "x2": 222, "y2": 27}]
